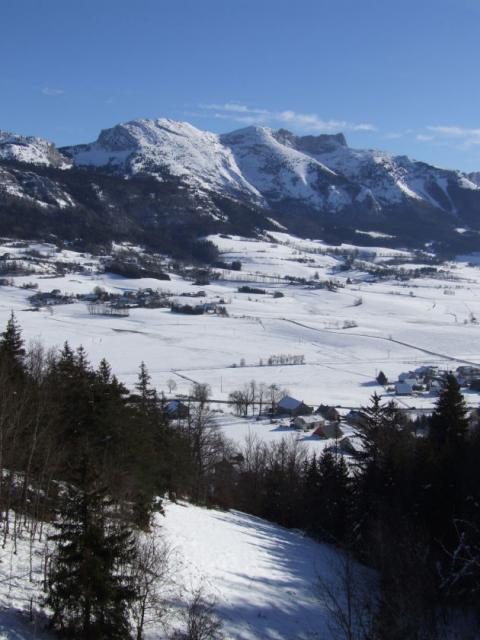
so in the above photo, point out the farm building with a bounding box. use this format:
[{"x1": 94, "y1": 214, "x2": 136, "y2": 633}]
[
  {"x1": 276, "y1": 395, "x2": 312, "y2": 417},
  {"x1": 345, "y1": 410, "x2": 368, "y2": 428},
  {"x1": 398, "y1": 372, "x2": 419, "y2": 383},
  {"x1": 164, "y1": 400, "x2": 190, "y2": 419},
  {"x1": 293, "y1": 416, "x2": 324, "y2": 431},
  {"x1": 470, "y1": 379, "x2": 480, "y2": 392},
  {"x1": 457, "y1": 366, "x2": 480, "y2": 381},
  {"x1": 313, "y1": 422, "x2": 344, "y2": 439},
  {"x1": 395, "y1": 382, "x2": 413, "y2": 396},
  {"x1": 338, "y1": 436, "x2": 358, "y2": 455},
  {"x1": 315, "y1": 404, "x2": 341, "y2": 421}
]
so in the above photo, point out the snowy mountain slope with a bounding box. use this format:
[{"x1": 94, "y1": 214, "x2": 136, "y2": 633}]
[
  {"x1": 0, "y1": 131, "x2": 69, "y2": 168},
  {"x1": 63, "y1": 118, "x2": 265, "y2": 203}
]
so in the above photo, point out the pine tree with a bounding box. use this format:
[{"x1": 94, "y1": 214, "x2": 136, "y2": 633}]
[
  {"x1": 46, "y1": 462, "x2": 137, "y2": 638},
  {"x1": 302, "y1": 454, "x2": 321, "y2": 533},
  {"x1": 135, "y1": 362, "x2": 157, "y2": 405},
  {"x1": 376, "y1": 370, "x2": 388, "y2": 386},
  {"x1": 316, "y1": 450, "x2": 351, "y2": 543},
  {"x1": 355, "y1": 394, "x2": 403, "y2": 474},
  {"x1": 130, "y1": 361, "x2": 164, "y2": 528},
  {"x1": 353, "y1": 394, "x2": 404, "y2": 549},
  {"x1": 429, "y1": 374, "x2": 469, "y2": 449},
  {"x1": 0, "y1": 312, "x2": 26, "y2": 380}
]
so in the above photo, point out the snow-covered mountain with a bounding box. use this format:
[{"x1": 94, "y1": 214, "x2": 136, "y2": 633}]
[
  {"x1": 2, "y1": 116, "x2": 480, "y2": 253},
  {"x1": 62, "y1": 118, "x2": 480, "y2": 226},
  {"x1": 0, "y1": 131, "x2": 69, "y2": 168}
]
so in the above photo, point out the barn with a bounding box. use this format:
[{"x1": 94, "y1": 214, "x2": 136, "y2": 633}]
[{"x1": 276, "y1": 395, "x2": 313, "y2": 417}]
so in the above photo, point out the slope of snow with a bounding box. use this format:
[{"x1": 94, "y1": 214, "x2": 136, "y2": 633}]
[{"x1": 159, "y1": 501, "x2": 368, "y2": 640}]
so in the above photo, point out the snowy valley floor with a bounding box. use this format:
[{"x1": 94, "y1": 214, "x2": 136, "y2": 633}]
[{"x1": 1, "y1": 234, "x2": 480, "y2": 419}]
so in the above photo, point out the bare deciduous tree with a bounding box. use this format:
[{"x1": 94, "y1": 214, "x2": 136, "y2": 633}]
[
  {"x1": 173, "y1": 588, "x2": 223, "y2": 640},
  {"x1": 167, "y1": 379, "x2": 177, "y2": 395},
  {"x1": 130, "y1": 532, "x2": 173, "y2": 640},
  {"x1": 316, "y1": 551, "x2": 376, "y2": 640}
]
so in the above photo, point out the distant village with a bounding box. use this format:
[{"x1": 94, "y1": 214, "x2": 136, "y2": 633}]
[
  {"x1": 376, "y1": 365, "x2": 480, "y2": 397},
  {"x1": 27, "y1": 286, "x2": 230, "y2": 317}
]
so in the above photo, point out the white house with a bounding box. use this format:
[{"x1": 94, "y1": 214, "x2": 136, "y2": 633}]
[
  {"x1": 395, "y1": 382, "x2": 413, "y2": 396},
  {"x1": 293, "y1": 416, "x2": 324, "y2": 431}
]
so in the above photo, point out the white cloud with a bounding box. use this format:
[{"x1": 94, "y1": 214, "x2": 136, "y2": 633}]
[
  {"x1": 42, "y1": 86, "x2": 64, "y2": 96},
  {"x1": 426, "y1": 125, "x2": 480, "y2": 147},
  {"x1": 416, "y1": 134, "x2": 435, "y2": 142},
  {"x1": 197, "y1": 103, "x2": 376, "y2": 133},
  {"x1": 200, "y1": 103, "x2": 269, "y2": 115},
  {"x1": 384, "y1": 132, "x2": 403, "y2": 139}
]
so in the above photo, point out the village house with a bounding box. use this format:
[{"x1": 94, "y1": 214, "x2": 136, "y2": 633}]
[
  {"x1": 164, "y1": 400, "x2": 190, "y2": 420},
  {"x1": 293, "y1": 415, "x2": 324, "y2": 431},
  {"x1": 313, "y1": 422, "x2": 344, "y2": 439},
  {"x1": 470, "y1": 379, "x2": 480, "y2": 392},
  {"x1": 315, "y1": 404, "x2": 341, "y2": 422},
  {"x1": 276, "y1": 395, "x2": 312, "y2": 417},
  {"x1": 395, "y1": 381, "x2": 413, "y2": 396},
  {"x1": 456, "y1": 366, "x2": 480, "y2": 386},
  {"x1": 338, "y1": 435, "x2": 358, "y2": 455},
  {"x1": 345, "y1": 410, "x2": 368, "y2": 428}
]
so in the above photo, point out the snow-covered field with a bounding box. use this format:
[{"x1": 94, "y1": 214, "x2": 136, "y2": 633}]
[
  {"x1": 0, "y1": 503, "x2": 369, "y2": 639},
  {"x1": 1, "y1": 233, "x2": 480, "y2": 445}
]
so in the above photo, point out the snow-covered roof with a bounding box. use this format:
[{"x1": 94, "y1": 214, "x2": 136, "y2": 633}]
[
  {"x1": 399, "y1": 371, "x2": 418, "y2": 382},
  {"x1": 165, "y1": 400, "x2": 182, "y2": 413},
  {"x1": 278, "y1": 395, "x2": 303, "y2": 410},
  {"x1": 395, "y1": 382, "x2": 413, "y2": 395},
  {"x1": 294, "y1": 415, "x2": 322, "y2": 424}
]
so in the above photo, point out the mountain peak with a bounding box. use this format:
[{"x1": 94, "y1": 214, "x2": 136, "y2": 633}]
[{"x1": 0, "y1": 130, "x2": 69, "y2": 167}]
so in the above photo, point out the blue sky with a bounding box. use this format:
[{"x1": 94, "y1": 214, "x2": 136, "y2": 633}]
[{"x1": 1, "y1": 0, "x2": 479, "y2": 171}]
